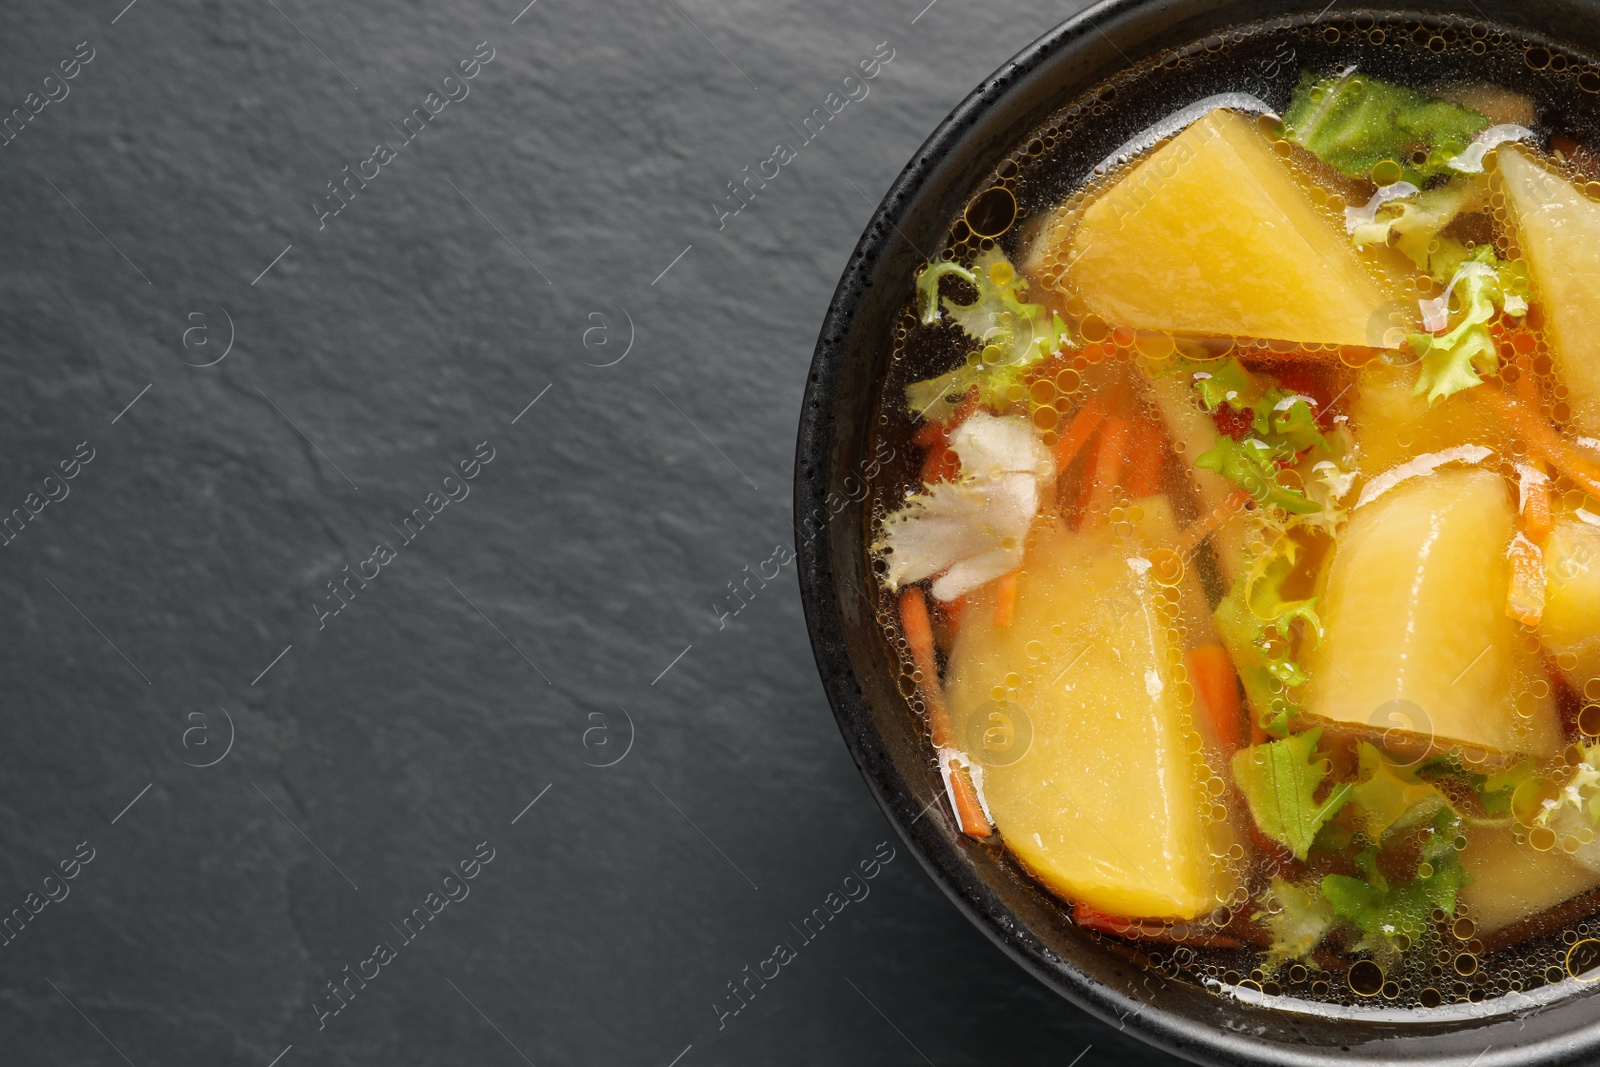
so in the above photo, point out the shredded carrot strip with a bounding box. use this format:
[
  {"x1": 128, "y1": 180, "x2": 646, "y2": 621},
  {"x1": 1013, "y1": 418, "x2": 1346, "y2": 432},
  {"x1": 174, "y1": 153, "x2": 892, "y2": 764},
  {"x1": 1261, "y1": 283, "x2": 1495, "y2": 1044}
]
[
  {"x1": 1084, "y1": 415, "x2": 1132, "y2": 520},
  {"x1": 1507, "y1": 534, "x2": 1546, "y2": 628},
  {"x1": 920, "y1": 445, "x2": 961, "y2": 485},
  {"x1": 993, "y1": 571, "x2": 1019, "y2": 628},
  {"x1": 1523, "y1": 471, "x2": 1554, "y2": 545},
  {"x1": 899, "y1": 587, "x2": 952, "y2": 747},
  {"x1": 1053, "y1": 398, "x2": 1108, "y2": 474},
  {"x1": 944, "y1": 758, "x2": 993, "y2": 839},
  {"x1": 1071, "y1": 433, "x2": 1103, "y2": 528},
  {"x1": 1123, "y1": 418, "x2": 1167, "y2": 499},
  {"x1": 902, "y1": 588, "x2": 991, "y2": 837},
  {"x1": 1173, "y1": 489, "x2": 1252, "y2": 562},
  {"x1": 944, "y1": 595, "x2": 967, "y2": 639},
  {"x1": 1189, "y1": 645, "x2": 1244, "y2": 756},
  {"x1": 1475, "y1": 389, "x2": 1600, "y2": 500}
]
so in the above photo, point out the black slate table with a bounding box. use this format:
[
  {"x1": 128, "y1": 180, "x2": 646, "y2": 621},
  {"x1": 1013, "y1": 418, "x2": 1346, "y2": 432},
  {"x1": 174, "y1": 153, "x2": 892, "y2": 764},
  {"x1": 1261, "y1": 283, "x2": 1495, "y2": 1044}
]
[{"x1": 0, "y1": 0, "x2": 1184, "y2": 1063}]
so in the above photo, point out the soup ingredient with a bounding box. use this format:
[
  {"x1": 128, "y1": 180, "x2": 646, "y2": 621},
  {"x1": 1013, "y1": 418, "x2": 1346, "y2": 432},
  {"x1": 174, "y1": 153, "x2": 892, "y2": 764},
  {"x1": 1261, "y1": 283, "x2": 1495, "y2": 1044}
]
[
  {"x1": 1539, "y1": 516, "x2": 1600, "y2": 685},
  {"x1": 899, "y1": 587, "x2": 993, "y2": 839},
  {"x1": 1434, "y1": 82, "x2": 1536, "y2": 127},
  {"x1": 1409, "y1": 247, "x2": 1530, "y2": 403},
  {"x1": 1518, "y1": 463, "x2": 1554, "y2": 544},
  {"x1": 1320, "y1": 809, "x2": 1466, "y2": 956},
  {"x1": 1181, "y1": 356, "x2": 1332, "y2": 514},
  {"x1": 1309, "y1": 467, "x2": 1561, "y2": 756},
  {"x1": 908, "y1": 249, "x2": 1071, "y2": 422},
  {"x1": 1190, "y1": 644, "x2": 1246, "y2": 755},
  {"x1": 1350, "y1": 363, "x2": 1503, "y2": 476},
  {"x1": 1145, "y1": 374, "x2": 1248, "y2": 583},
  {"x1": 1448, "y1": 124, "x2": 1538, "y2": 174},
  {"x1": 944, "y1": 522, "x2": 1236, "y2": 919},
  {"x1": 1498, "y1": 146, "x2": 1600, "y2": 437},
  {"x1": 1348, "y1": 741, "x2": 1446, "y2": 840},
  {"x1": 1505, "y1": 532, "x2": 1545, "y2": 627},
  {"x1": 1231, "y1": 727, "x2": 1350, "y2": 860},
  {"x1": 875, "y1": 413, "x2": 1054, "y2": 601},
  {"x1": 1471, "y1": 389, "x2": 1600, "y2": 500},
  {"x1": 1350, "y1": 177, "x2": 1487, "y2": 279},
  {"x1": 1063, "y1": 110, "x2": 1398, "y2": 348},
  {"x1": 1460, "y1": 827, "x2": 1600, "y2": 934},
  {"x1": 1215, "y1": 531, "x2": 1325, "y2": 736},
  {"x1": 1283, "y1": 68, "x2": 1488, "y2": 184}
]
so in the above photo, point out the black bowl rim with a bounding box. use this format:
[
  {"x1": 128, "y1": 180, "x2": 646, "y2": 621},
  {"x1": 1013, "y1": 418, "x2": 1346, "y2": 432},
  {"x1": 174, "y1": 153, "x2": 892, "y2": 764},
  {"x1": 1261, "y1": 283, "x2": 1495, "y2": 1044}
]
[{"x1": 794, "y1": 1, "x2": 1600, "y2": 1064}]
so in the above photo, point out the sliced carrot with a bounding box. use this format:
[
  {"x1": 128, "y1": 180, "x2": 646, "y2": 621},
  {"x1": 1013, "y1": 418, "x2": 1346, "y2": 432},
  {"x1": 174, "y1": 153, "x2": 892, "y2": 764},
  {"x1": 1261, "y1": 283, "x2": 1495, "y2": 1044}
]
[
  {"x1": 993, "y1": 571, "x2": 1019, "y2": 628},
  {"x1": 902, "y1": 587, "x2": 991, "y2": 837},
  {"x1": 944, "y1": 757, "x2": 993, "y2": 839},
  {"x1": 1523, "y1": 469, "x2": 1555, "y2": 545},
  {"x1": 1507, "y1": 534, "x2": 1546, "y2": 628},
  {"x1": 1084, "y1": 415, "x2": 1133, "y2": 521},
  {"x1": 914, "y1": 392, "x2": 981, "y2": 485},
  {"x1": 899, "y1": 587, "x2": 952, "y2": 748},
  {"x1": 1189, "y1": 644, "x2": 1245, "y2": 756},
  {"x1": 1474, "y1": 389, "x2": 1600, "y2": 500},
  {"x1": 911, "y1": 420, "x2": 945, "y2": 450},
  {"x1": 1053, "y1": 397, "x2": 1109, "y2": 473},
  {"x1": 1123, "y1": 417, "x2": 1167, "y2": 499},
  {"x1": 1070, "y1": 432, "x2": 1102, "y2": 530}
]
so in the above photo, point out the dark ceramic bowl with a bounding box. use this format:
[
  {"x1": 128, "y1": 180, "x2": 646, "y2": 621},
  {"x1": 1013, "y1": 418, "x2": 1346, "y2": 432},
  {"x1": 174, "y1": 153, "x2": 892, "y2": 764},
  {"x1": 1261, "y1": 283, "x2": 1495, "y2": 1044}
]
[{"x1": 795, "y1": 2, "x2": 1600, "y2": 1064}]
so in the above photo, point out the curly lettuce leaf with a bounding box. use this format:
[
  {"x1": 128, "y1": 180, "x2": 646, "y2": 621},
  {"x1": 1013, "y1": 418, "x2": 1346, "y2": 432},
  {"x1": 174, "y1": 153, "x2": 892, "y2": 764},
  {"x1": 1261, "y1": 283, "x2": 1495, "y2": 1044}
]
[
  {"x1": 1349, "y1": 178, "x2": 1488, "y2": 281},
  {"x1": 1409, "y1": 247, "x2": 1530, "y2": 405},
  {"x1": 1232, "y1": 728, "x2": 1353, "y2": 861},
  {"x1": 1258, "y1": 877, "x2": 1337, "y2": 971},
  {"x1": 1179, "y1": 357, "x2": 1328, "y2": 512},
  {"x1": 1285, "y1": 68, "x2": 1488, "y2": 185},
  {"x1": 1215, "y1": 533, "x2": 1324, "y2": 734},
  {"x1": 1197, "y1": 437, "x2": 1322, "y2": 515},
  {"x1": 1302, "y1": 458, "x2": 1358, "y2": 536},
  {"x1": 907, "y1": 250, "x2": 1070, "y2": 422}
]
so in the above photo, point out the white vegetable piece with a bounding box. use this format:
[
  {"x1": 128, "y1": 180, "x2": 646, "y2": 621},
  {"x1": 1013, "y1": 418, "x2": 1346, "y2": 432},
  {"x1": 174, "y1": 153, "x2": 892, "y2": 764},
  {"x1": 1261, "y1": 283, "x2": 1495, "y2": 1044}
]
[{"x1": 874, "y1": 413, "x2": 1053, "y2": 601}]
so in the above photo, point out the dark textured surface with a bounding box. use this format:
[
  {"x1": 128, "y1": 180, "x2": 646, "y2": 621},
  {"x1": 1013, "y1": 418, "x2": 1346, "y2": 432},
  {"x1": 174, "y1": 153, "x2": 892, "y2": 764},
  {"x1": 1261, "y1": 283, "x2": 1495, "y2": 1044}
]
[{"x1": 0, "y1": 0, "x2": 1181, "y2": 1064}]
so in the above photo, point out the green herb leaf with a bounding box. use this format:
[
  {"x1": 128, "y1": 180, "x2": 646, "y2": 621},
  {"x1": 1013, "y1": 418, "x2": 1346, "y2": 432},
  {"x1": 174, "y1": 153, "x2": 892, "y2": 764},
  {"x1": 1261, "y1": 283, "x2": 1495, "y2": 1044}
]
[
  {"x1": 1480, "y1": 760, "x2": 1539, "y2": 817},
  {"x1": 1320, "y1": 811, "x2": 1467, "y2": 954},
  {"x1": 1349, "y1": 742, "x2": 1446, "y2": 841},
  {"x1": 1232, "y1": 728, "x2": 1353, "y2": 861},
  {"x1": 1284, "y1": 68, "x2": 1488, "y2": 184},
  {"x1": 1188, "y1": 358, "x2": 1272, "y2": 430}
]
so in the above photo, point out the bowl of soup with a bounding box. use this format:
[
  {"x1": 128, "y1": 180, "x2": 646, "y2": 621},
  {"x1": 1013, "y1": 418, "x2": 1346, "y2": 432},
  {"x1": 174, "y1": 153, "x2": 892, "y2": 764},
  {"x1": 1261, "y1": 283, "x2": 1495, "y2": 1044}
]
[{"x1": 797, "y1": 0, "x2": 1600, "y2": 1062}]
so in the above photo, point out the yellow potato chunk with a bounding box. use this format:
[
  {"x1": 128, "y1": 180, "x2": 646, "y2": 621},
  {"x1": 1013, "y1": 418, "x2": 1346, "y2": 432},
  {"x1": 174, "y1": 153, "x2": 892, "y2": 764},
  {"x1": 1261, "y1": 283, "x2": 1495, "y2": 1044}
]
[
  {"x1": 1351, "y1": 363, "x2": 1506, "y2": 477},
  {"x1": 944, "y1": 518, "x2": 1236, "y2": 920},
  {"x1": 1542, "y1": 516, "x2": 1600, "y2": 689},
  {"x1": 1498, "y1": 147, "x2": 1600, "y2": 437},
  {"x1": 1307, "y1": 468, "x2": 1560, "y2": 757},
  {"x1": 1460, "y1": 826, "x2": 1600, "y2": 935},
  {"x1": 1064, "y1": 109, "x2": 1399, "y2": 348}
]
